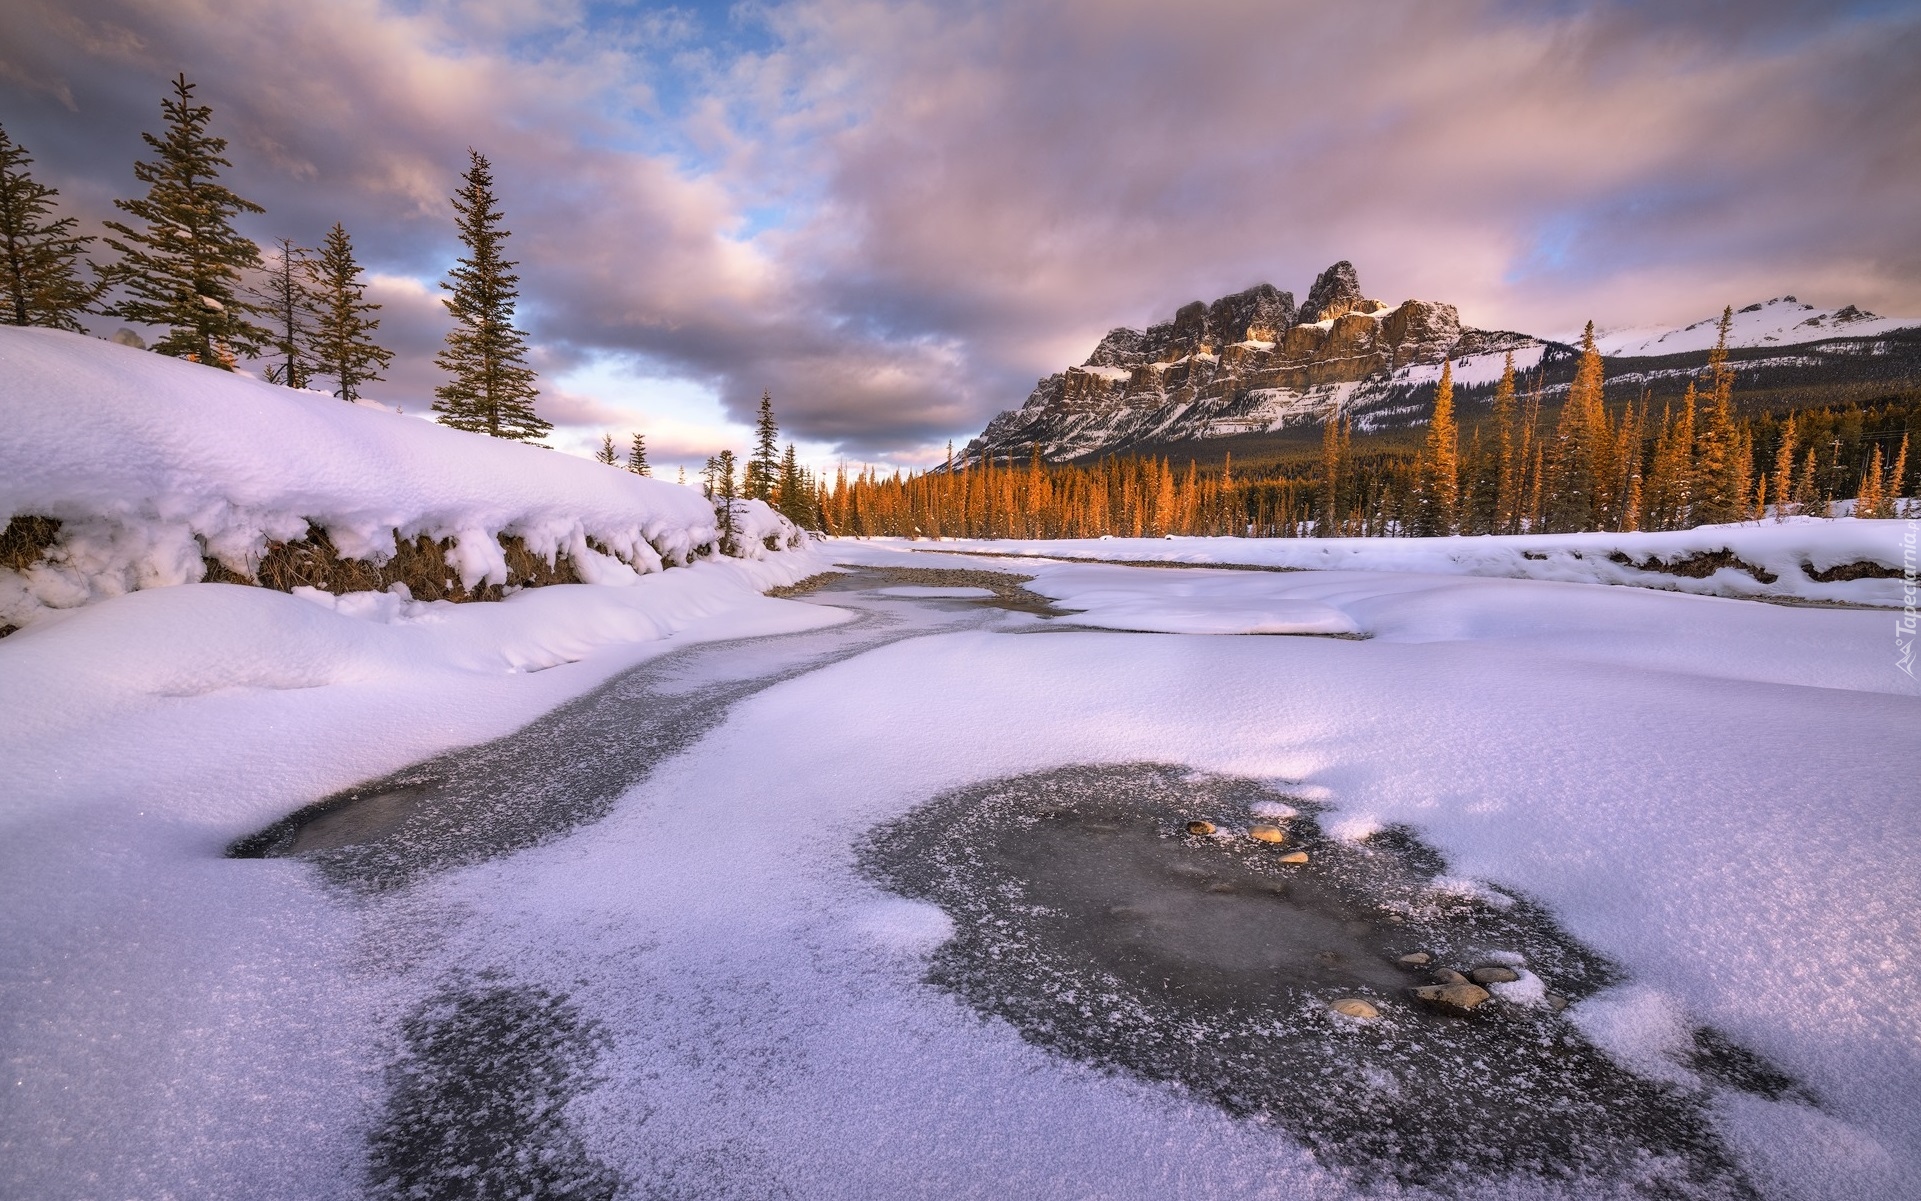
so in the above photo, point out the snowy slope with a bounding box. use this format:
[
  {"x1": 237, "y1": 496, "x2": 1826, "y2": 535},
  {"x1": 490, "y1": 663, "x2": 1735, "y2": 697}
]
[
  {"x1": 0, "y1": 327, "x2": 798, "y2": 630},
  {"x1": 1591, "y1": 296, "x2": 1919, "y2": 357}
]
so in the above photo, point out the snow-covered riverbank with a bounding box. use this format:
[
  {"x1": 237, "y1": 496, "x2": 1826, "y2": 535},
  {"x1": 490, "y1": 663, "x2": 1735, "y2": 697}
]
[{"x1": 4, "y1": 540, "x2": 1915, "y2": 1199}]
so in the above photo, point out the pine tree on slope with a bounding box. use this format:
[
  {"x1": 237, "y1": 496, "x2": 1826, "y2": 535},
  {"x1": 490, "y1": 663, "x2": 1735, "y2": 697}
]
[
  {"x1": 748, "y1": 391, "x2": 780, "y2": 502},
  {"x1": 102, "y1": 75, "x2": 268, "y2": 366},
  {"x1": 626, "y1": 432, "x2": 651, "y2": 476},
  {"x1": 312, "y1": 223, "x2": 393, "y2": 402},
  {"x1": 254, "y1": 237, "x2": 318, "y2": 388},
  {"x1": 432, "y1": 150, "x2": 547, "y2": 441},
  {"x1": 0, "y1": 123, "x2": 102, "y2": 330},
  {"x1": 595, "y1": 433, "x2": 619, "y2": 465}
]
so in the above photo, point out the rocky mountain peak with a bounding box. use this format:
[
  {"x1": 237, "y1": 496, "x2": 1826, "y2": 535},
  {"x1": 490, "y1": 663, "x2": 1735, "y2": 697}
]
[
  {"x1": 962, "y1": 259, "x2": 1539, "y2": 467},
  {"x1": 1299, "y1": 260, "x2": 1364, "y2": 324}
]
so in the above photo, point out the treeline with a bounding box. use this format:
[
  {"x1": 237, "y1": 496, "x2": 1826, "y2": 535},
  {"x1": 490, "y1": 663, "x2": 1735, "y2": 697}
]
[
  {"x1": 810, "y1": 312, "x2": 1916, "y2": 540},
  {"x1": 1, "y1": 75, "x2": 545, "y2": 441}
]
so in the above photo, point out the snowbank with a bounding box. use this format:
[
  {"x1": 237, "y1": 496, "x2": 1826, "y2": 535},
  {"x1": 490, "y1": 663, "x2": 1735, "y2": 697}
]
[
  {"x1": 0, "y1": 327, "x2": 800, "y2": 630},
  {"x1": 862, "y1": 520, "x2": 1915, "y2": 607}
]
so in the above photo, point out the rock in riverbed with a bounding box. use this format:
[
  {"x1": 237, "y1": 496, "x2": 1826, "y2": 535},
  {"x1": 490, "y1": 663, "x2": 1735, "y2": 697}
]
[
  {"x1": 1412, "y1": 982, "x2": 1491, "y2": 1013},
  {"x1": 1248, "y1": 824, "x2": 1287, "y2": 844},
  {"x1": 1186, "y1": 820, "x2": 1217, "y2": 836},
  {"x1": 1472, "y1": 966, "x2": 1520, "y2": 984},
  {"x1": 1329, "y1": 998, "x2": 1380, "y2": 1021}
]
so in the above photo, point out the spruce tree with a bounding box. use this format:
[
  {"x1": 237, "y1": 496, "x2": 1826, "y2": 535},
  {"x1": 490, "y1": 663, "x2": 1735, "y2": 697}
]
[
  {"x1": 1792, "y1": 447, "x2": 1824, "y2": 518},
  {"x1": 777, "y1": 443, "x2": 808, "y2": 526},
  {"x1": 1490, "y1": 352, "x2": 1518, "y2": 533},
  {"x1": 1888, "y1": 435, "x2": 1911, "y2": 515},
  {"x1": 626, "y1": 432, "x2": 651, "y2": 476},
  {"x1": 747, "y1": 391, "x2": 780, "y2": 501},
  {"x1": 102, "y1": 74, "x2": 268, "y2": 366},
  {"x1": 432, "y1": 150, "x2": 547, "y2": 440},
  {"x1": 1412, "y1": 360, "x2": 1459, "y2": 535},
  {"x1": 312, "y1": 222, "x2": 392, "y2": 402},
  {"x1": 595, "y1": 433, "x2": 619, "y2": 465},
  {"x1": 1544, "y1": 323, "x2": 1606, "y2": 532},
  {"x1": 715, "y1": 448, "x2": 740, "y2": 553},
  {"x1": 1855, "y1": 445, "x2": 1887, "y2": 519},
  {"x1": 1770, "y1": 416, "x2": 1797, "y2": 522},
  {"x1": 1, "y1": 122, "x2": 102, "y2": 329},
  {"x1": 253, "y1": 237, "x2": 318, "y2": 388},
  {"x1": 1691, "y1": 309, "x2": 1748, "y2": 525}
]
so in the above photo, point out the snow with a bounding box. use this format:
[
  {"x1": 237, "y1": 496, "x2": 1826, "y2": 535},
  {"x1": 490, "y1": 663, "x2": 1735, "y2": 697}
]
[
  {"x1": 1589, "y1": 297, "x2": 1920, "y2": 358},
  {"x1": 869, "y1": 520, "x2": 1914, "y2": 607},
  {"x1": 1035, "y1": 564, "x2": 1362, "y2": 634},
  {"x1": 5, "y1": 528, "x2": 1918, "y2": 1197},
  {"x1": 1398, "y1": 341, "x2": 1547, "y2": 387},
  {"x1": 3, "y1": 332, "x2": 1919, "y2": 1197},
  {"x1": 874, "y1": 585, "x2": 996, "y2": 598},
  {"x1": 0, "y1": 326, "x2": 798, "y2": 631}
]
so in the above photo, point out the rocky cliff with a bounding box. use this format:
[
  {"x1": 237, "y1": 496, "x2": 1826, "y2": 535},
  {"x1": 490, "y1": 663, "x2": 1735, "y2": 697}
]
[{"x1": 961, "y1": 262, "x2": 1538, "y2": 465}]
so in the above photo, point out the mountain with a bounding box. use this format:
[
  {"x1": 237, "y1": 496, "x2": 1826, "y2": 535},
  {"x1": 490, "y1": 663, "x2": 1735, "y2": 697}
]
[{"x1": 959, "y1": 264, "x2": 1921, "y2": 467}]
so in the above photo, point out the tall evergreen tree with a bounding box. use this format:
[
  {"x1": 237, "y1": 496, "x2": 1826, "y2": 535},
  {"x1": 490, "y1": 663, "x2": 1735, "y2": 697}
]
[
  {"x1": 102, "y1": 74, "x2": 267, "y2": 366},
  {"x1": 1642, "y1": 388, "x2": 1696, "y2": 531},
  {"x1": 1770, "y1": 416, "x2": 1797, "y2": 521},
  {"x1": 1543, "y1": 322, "x2": 1606, "y2": 531},
  {"x1": 1412, "y1": 360, "x2": 1459, "y2": 535},
  {"x1": 595, "y1": 433, "x2": 619, "y2": 465},
  {"x1": 1691, "y1": 308, "x2": 1748, "y2": 524},
  {"x1": 1, "y1": 122, "x2": 102, "y2": 329},
  {"x1": 311, "y1": 222, "x2": 392, "y2": 402},
  {"x1": 1316, "y1": 406, "x2": 1348, "y2": 536},
  {"x1": 253, "y1": 237, "x2": 318, "y2": 388},
  {"x1": 747, "y1": 391, "x2": 780, "y2": 501},
  {"x1": 1791, "y1": 446, "x2": 1824, "y2": 518},
  {"x1": 777, "y1": 442, "x2": 811, "y2": 527},
  {"x1": 1490, "y1": 352, "x2": 1518, "y2": 533},
  {"x1": 432, "y1": 150, "x2": 546, "y2": 440},
  {"x1": 1888, "y1": 435, "x2": 1911, "y2": 514},
  {"x1": 714, "y1": 448, "x2": 740, "y2": 553},
  {"x1": 626, "y1": 432, "x2": 651, "y2": 476}
]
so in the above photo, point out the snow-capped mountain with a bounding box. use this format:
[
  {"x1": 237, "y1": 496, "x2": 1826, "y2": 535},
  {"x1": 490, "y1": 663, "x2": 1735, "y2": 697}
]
[
  {"x1": 1590, "y1": 296, "x2": 1915, "y2": 357},
  {"x1": 960, "y1": 267, "x2": 1921, "y2": 465}
]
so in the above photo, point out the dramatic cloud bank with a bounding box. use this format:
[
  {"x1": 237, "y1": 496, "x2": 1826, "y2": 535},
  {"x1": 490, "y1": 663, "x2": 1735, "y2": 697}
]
[{"x1": 3, "y1": 0, "x2": 1916, "y2": 465}]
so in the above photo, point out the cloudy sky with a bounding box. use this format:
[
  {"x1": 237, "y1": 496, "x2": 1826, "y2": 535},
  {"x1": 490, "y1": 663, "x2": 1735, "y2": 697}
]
[{"x1": 4, "y1": 0, "x2": 1918, "y2": 471}]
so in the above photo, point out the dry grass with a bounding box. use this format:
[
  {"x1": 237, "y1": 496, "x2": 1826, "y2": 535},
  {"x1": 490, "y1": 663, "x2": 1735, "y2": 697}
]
[
  {"x1": 240, "y1": 526, "x2": 594, "y2": 601},
  {"x1": 1, "y1": 516, "x2": 61, "y2": 572},
  {"x1": 1609, "y1": 549, "x2": 1779, "y2": 585}
]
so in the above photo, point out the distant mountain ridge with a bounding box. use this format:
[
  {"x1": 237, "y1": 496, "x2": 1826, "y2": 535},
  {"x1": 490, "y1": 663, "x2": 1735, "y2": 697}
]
[{"x1": 959, "y1": 263, "x2": 1921, "y2": 466}]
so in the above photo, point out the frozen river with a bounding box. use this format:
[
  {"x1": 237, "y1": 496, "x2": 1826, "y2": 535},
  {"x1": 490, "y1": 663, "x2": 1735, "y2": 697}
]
[{"x1": 4, "y1": 547, "x2": 1917, "y2": 1199}]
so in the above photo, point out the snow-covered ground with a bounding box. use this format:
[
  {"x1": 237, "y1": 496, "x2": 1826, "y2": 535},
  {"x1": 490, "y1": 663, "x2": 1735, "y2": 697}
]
[
  {"x1": 3, "y1": 331, "x2": 1918, "y2": 1198},
  {"x1": 869, "y1": 521, "x2": 1914, "y2": 608},
  {"x1": 4, "y1": 529, "x2": 1916, "y2": 1198}
]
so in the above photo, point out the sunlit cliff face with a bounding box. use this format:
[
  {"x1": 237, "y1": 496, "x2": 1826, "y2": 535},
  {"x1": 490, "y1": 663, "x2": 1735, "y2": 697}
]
[{"x1": 5, "y1": 0, "x2": 1917, "y2": 464}]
